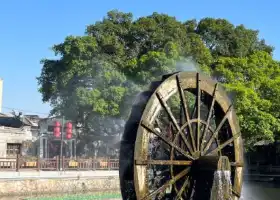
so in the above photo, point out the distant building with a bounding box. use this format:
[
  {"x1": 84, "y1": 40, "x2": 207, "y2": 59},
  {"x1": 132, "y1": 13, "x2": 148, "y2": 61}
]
[
  {"x1": 0, "y1": 78, "x2": 38, "y2": 157},
  {"x1": 0, "y1": 113, "x2": 6, "y2": 117},
  {"x1": 0, "y1": 115, "x2": 33, "y2": 158},
  {"x1": 24, "y1": 115, "x2": 41, "y2": 139},
  {"x1": 35, "y1": 117, "x2": 77, "y2": 158}
]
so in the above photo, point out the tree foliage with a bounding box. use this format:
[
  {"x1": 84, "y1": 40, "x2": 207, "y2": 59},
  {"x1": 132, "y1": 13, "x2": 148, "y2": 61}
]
[
  {"x1": 213, "y1": 51, "x2": 280, "y2": 148},
  {"x1": 38, "y1": 10, "x2": 279, "y2": 149}
]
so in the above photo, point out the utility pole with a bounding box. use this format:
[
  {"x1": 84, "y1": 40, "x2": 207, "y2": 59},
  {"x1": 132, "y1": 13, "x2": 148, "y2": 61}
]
[{"x1": 59, "y1": 116, "x2": 64, "y2": 171}]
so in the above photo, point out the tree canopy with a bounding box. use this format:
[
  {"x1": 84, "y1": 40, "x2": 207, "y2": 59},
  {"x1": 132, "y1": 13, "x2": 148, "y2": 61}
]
[{"x1": 37, "y1": 10, "x2": 279, "y2": 150}]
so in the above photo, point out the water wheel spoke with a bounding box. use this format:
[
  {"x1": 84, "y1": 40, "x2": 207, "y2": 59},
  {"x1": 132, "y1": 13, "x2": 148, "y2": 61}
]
[
  {"x1": 200, "y1": 83, "x2": 218, "y2": 151},
  {"x1": 175, "y1": 176, "x2": 190, "y2": 200},
  {"x1": 230, "y1": 162, "x2": 244, "y2": 167},
  {"x1": 142, "y1": 168, "x2": 190, "y2": 200},
  {"x1": 176, "y1": 75, "x2": 196, "y2": 152},
  {"x1": 196, "y1": 73, "x2": 201, "y2": 151},
  {"x1": 202, "y1": 105, "x2": 233, "y2": 155},
  {"x1": 135, "y1": 159, "x2": 192, "y2": 166},
  {"x1": 141, "y1": 121, "x2": 195, "y2": 160},
  {"x1": 156, "y1": 92, "x2": 194, "y2": 154},
  {"x1": 232, "y1": 189, "x2": 241, "y2": 198},
  {"x1": 205, "y1": 132, "x2": 241, "y2": 156}
]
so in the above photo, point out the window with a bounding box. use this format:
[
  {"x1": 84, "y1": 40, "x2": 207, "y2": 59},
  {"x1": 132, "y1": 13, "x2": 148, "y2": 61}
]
[
  {"x1": 47, "y1": 126, "x2": 54, "y2": 132},
  {"x1": 6, "y1": 143, "x2": 21, "y2": 157}
]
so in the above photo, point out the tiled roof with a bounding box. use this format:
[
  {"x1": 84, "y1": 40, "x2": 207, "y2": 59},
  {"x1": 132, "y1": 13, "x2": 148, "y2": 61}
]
[{"x1": 0, "y1": 116, "x2": 32, "y2": 128}]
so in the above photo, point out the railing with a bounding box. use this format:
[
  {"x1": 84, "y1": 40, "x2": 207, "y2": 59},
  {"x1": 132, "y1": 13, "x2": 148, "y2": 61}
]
[
  {"x1": 247, "y1": 164, "x2": 280, "y2": 174},
  {"x1": 0, "y1": 155, "x2": 119, "y2": 171},
  {"x1": 1, "y1": 157, "x2": 279, "y2": 174}
]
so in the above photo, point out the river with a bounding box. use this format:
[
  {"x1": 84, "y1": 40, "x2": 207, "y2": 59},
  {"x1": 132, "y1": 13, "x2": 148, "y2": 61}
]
[{"x1": 241, "y1": 181, "x2": 280, "y2": 200}]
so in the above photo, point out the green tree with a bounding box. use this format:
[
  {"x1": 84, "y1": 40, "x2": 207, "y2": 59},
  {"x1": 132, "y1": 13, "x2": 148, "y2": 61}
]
[
  {"x1": 212, "y1": 51, "x2": 280, "y2": 149},
  {"x1": 38, "y1": 10, "x2": 277, "y2": 149},
  {"x1": 195, "y1": 18, "x2": 273, "y2": 57}
]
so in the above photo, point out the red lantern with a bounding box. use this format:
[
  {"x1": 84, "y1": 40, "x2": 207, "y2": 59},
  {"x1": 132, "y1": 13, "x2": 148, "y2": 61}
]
[
  {"x1": 66, "y1": 122, "x2": 72, "y2": 139},
  {"x1": 53, "y1": 121, "x2": 61, "y2": 138}
]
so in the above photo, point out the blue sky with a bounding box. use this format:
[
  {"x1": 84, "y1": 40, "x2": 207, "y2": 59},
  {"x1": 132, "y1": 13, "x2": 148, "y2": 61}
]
[{"x1": 0, "y1": 0, "x2": 279, "y2": 117}]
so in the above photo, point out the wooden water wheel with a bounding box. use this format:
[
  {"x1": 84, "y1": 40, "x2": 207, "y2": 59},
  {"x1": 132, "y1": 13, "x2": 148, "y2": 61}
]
[{"x1": 119, "y1": 72, "x2": 244, "y2": 200}]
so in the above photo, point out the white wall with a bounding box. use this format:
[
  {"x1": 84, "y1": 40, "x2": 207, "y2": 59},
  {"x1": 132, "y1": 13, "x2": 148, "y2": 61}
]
[{"x1": 0, "y1": 126, "x2": 33, "y2": 157}]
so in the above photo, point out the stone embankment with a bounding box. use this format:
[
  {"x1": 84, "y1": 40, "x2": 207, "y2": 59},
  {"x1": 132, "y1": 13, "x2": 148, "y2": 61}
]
[{"x1": 0, "y1": 171, "x2": 120, "y2": 196}]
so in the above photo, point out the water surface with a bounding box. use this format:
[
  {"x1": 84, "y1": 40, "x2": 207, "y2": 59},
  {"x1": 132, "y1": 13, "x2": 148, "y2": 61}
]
[
  {"x1": 0, "y1": 181, "x2": 279, "y2": 200},
  {"x1": 241, "y1": 181, "x2": 280, "y2": 200}
]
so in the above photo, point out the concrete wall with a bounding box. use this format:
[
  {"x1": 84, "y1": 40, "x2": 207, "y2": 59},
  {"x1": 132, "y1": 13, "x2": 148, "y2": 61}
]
[
  {"x1": 0, "y1": 177, "x2": 120, "y2": 196},
  {"x1": 0, "y1": 171, "x2": 120, "y2": 196},
  {"x1": 0, "y1": 126, "x2": 33, "y2": 157},
  {"x1": 0, "y1": 126, "x2": 32, "y2": 142}
]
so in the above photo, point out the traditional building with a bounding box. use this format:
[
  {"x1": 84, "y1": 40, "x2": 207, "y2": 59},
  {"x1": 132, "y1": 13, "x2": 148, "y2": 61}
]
[
  {"x1": 36, "y1": 117, "x2": 77, "y2": 159},
  {"x1": 0, "y1": 115, "x2": 33, "y2": 157},
  {"x1": 24, "y1": 115, "x2": 41, "y2": 141},
  {"x1": 0, "y1": 78, "x2": 37, "y2": 157}
]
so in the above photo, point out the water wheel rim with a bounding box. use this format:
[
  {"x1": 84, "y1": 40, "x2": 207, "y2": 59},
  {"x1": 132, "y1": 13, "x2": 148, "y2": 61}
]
[{"x1": 133, "y1": 72, "x2": 244, "y2": 200}]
